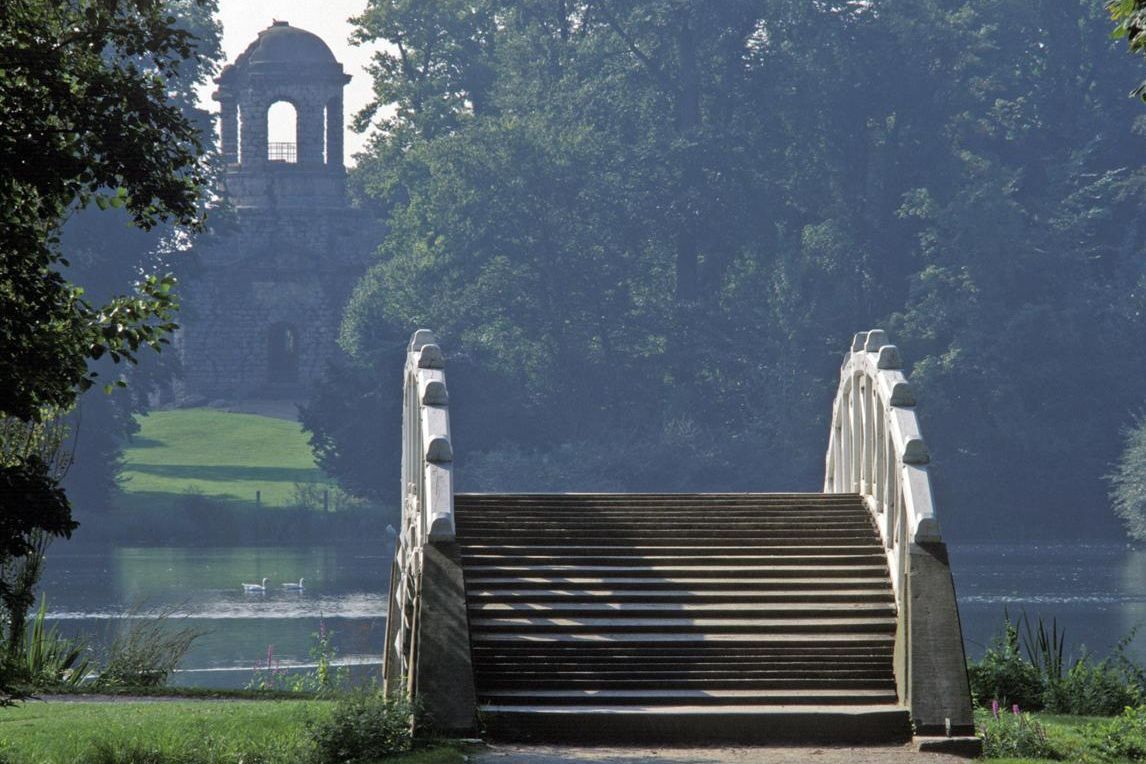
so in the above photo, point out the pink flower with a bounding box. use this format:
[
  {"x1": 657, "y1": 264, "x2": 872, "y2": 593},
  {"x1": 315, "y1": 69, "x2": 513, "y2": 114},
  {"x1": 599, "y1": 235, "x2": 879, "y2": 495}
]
[
  {"x1": 991, "y1": 699, "x2": 1000, "y2": 720},
  {"x1": 1012, "y1": 704, "x2": 1020, "y2": 716}
]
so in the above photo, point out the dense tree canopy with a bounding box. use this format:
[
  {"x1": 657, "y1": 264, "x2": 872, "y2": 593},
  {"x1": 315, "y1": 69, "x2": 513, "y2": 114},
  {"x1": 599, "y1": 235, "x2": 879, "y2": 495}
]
[
  {"x1": 311, "y1": 0, "x2": 1146, "y2": 540},
  {"x1": 0, "y1": 0, "x2": 214, "y2": 587}
]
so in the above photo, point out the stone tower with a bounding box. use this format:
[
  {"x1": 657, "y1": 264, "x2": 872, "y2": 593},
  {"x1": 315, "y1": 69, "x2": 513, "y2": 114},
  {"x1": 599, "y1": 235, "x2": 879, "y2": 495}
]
[{"x1": 178, "y1": 21, "x2": 374, "y2": 402}]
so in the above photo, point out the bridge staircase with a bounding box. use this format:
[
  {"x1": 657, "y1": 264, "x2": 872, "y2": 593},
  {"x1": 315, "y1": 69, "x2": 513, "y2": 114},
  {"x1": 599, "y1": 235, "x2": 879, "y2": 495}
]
[
  {"x1": 456, "y1": 492, "x2": 907, "y2": 742},
  {"x1": 383, "y1": 330, "x2": 976, "y2": 749}
]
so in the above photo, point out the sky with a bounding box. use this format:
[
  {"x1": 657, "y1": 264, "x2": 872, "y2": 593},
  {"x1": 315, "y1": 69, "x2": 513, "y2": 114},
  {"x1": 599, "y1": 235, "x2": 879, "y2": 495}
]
[{"x1": 196, "y1": 0, "x2": 384, "y2": 165}]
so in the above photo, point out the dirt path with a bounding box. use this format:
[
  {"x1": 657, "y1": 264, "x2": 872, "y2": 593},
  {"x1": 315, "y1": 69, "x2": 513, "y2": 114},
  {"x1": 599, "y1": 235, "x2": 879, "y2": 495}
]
[{"x1": 469, "y1": 743, "x2": 970, "y2": 764}]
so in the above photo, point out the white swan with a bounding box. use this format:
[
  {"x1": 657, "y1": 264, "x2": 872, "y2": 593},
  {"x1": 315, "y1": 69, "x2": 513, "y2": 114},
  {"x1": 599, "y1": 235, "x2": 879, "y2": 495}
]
[
  {"x1": 282, "y1": 578, "x2": 305, "y2": 591},
  {"x1": 242, "y1": 577, "x2": 268, "y2": 593}
]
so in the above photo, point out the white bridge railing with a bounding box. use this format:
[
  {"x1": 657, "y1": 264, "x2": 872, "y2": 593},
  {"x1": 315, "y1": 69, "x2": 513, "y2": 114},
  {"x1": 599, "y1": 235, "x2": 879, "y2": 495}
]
[
  {"x1": 824, "y1": 329, "x2": 972, "y2": 738},
  {"x1": 383, "y1": 329, "x2": 456, "y2": 701},
  {"x1": 824, "y1": 329, "x2": 941, "y2": 601}
]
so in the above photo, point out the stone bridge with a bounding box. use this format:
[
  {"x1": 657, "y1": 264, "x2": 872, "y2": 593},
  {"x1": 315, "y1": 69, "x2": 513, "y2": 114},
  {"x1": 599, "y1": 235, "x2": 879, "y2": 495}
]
[{"x1": 382, "y1": 329, "x2": 976, "y2": 752}]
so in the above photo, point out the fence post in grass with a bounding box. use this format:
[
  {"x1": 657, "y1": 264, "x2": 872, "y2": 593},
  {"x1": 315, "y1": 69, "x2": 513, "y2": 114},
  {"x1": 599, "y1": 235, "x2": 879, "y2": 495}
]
[
  {"x1": 256, "y1": 490, "x2": 261, "y2": 508},
  {"x1": 323, "y1": 489, "x2": 329, "y2": 512}
]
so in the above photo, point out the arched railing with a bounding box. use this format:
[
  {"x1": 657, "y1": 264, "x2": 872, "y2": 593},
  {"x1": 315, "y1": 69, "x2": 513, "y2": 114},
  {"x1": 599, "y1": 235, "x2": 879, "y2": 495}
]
[
  {"x1": 824, "y1": 329, "x2": 973, "y2": 738},
  {"x1": 382, "y1": 330, "x2": 474, "y2": 732},
  {"x1": 824, "y1": 329, "x2": 940, "y2": 599}
]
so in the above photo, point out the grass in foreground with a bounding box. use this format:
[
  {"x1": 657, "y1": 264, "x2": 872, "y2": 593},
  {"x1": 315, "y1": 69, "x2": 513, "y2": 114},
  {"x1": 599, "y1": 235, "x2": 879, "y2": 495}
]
[
  {"x1": 119, "y1": 408, "x2": 331, "y2": 511},
  {"x1": 0, "y1": 700, "x2": 468, "y2": 764},
  {"x1": 978, "y1": 707, "x2": 1146, "y2": 763},
  {"x1": 0, "y1": 700, "x2": 327, "y2": 763}
]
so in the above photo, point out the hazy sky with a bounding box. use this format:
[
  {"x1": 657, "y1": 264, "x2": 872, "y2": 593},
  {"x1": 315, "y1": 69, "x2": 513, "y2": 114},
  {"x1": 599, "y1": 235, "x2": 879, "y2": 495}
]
[{"x1": 197, "y1": 0, "x2": 385, "y2": 165}]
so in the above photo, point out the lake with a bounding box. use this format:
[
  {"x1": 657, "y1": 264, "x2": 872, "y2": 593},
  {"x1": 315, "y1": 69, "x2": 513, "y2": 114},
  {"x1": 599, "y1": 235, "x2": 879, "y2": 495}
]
[
  {"x1": 40, "y1": 542, "x2": 392, "y2": 688},
  {"x1": 37, "y1": 540, "x2": 1146, "y2": 688}
]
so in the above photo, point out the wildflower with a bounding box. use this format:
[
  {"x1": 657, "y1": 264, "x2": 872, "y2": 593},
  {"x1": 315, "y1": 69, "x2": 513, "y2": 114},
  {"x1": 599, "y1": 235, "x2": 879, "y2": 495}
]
[{"x1": 992, "y1": 699, "x2": 1000, "y2": 719}]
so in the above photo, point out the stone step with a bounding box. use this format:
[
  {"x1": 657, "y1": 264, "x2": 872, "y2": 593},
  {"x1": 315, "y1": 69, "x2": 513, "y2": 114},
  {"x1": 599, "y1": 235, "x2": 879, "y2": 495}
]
[
  {"x1": 473, "y1": 664, "x2": 895, "y2": 675},
  {"x1": 466, "y1": 576, "x2": 893, "y2": 590},
  {"x1": 462, "y1": 553, "x2": 886, "y2": 567},
  {"x1": 471, "y1": 632, "x2": 896, "y2": 647},
  {"x1": 460, "y1": 544, "x2": 885, "y2": 555},
  {"x1": 477, "y1": 704, "x2": 912, "y2": 744},
  {"x1": 459, "y1": 530, "x2": 878, "y2": 542},
  {"x1": 473, "y1": 649, "x2": 894, "y2": 662},
  {"x1": 469, "y1": 601, "x2": 895, "y2": 617},
  {"x1": 460, "y1": 535, "x2": 880, "y2": 547},
  {"x1": 478, "y1": 688, "x2": 899, "y2": 706},
  {"x1": 456, "y1": 492, "x2": 863, "y2": 502},
  {"x1": 477, "y1": 677, "x2": 896, "y2": 691},
  {"x1": 466, "y1": 588, "x2": 893, "y2": 603},
  {"x1": 470, "y1": 616, "x2": 896, "y2": 634},
  {"x1": 464, "y1": 564, "x2": 889, "y2": 579}
]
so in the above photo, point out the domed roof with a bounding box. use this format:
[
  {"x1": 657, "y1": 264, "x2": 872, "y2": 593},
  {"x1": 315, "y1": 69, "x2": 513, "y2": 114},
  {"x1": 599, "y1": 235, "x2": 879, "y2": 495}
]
[{"x1": 242, "y1": 21, "x2": 337, "y2": 65}]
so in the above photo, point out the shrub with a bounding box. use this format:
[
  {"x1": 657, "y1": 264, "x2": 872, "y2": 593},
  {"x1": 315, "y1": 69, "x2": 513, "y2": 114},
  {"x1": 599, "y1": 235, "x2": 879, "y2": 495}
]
[
  {"x1": 247, "y1": 621, "x2": 349, "y2": 696},
  {"x1": 1096, "y1": 705, "x2": 1146, "y2": 761},
  {"x1": 306, "y1": 693, "x2": 413, "y2": 764},
  {"x1": 97, "y1": 605, "x2": 203, "y2": 688},
  {"x1": 979, "y1": 709, "x2": 1060, "y2": 760},
  {"x1": 1045, "y1": 653, "x2": 1142, "y2": 716},
  {"x1": 968, "y1": 615, "x2": 1044, "y2": 710},
  {"x1": 15, "y1": 597, "x2": 91, "y2": 688}
]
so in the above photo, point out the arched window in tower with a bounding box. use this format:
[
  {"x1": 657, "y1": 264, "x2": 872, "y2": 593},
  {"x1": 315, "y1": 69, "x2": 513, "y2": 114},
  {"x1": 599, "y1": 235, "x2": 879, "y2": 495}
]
[
  {"x1": 267, "y1": 100, "x2": 298, "y2": 163},
  {"x1": 268, "y1": 323, "x2": 300, "y2": 381}
]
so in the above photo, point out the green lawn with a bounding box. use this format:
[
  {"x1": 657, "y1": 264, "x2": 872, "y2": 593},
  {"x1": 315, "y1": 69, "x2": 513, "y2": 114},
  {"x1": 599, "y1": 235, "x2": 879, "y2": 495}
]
[
  {"x1": 0, "y1": 701, "x2": 467, "y2": 764},
  {"x1": 118, "y1": 408, "x2": 333, "y2": 512}
]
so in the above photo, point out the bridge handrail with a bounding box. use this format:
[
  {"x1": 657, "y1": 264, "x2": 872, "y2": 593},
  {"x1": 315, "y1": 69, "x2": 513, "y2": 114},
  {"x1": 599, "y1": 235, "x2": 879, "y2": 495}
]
[
  {"x1": 385, "y1": 329, "x2": 456, "y2": 699},
  {"x1": 403, "y1": 329, "x2": 455, "y2": 544},
  {"x1": 824, "y1": 329, "x2": 942, "y2": 599},
  {"x1": 824, "y1": 329, "x2": 973, "y2": 738}
]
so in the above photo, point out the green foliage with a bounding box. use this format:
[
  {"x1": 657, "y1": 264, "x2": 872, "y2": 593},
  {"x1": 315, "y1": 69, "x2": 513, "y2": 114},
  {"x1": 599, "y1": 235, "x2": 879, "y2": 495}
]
[
  {"x1": 1110, "y1": 416, "x2": 1146, "y2": 541},
  {"x1": 1052, "y1": 655, "x2": 1142, "y2": 716},
  {"x1": 969, "y1": 615, "x2": 1045, "y2": 710},
  {"x1": 17, "y1": 597, "x2": 91, "y2": 689},
  {"x1": 1110, "y1": 0, "x2": 1146, "y2": 99},
  {"x1": 247, "y1": 621, "x2": 350, "y2": 696},
  {"x1": 969, "y1": 612, "x2": 1145, "y2": 716},
  {"x1": 1096, "y1": 705, "x2": 1146, "y2": 761},
  {"x1": 0, "y1": 0, "x2": 215, "y2": 695},
  {"x1": 96, "y1": 606, "x2": 203, "y2": 688},
  {"x1": 980, "y1": 709, "x2": 1061, "y2": 760},
  {"x1": 0, "y1": 700, "x2": 325, "y2": 764},
  {"x1": 317, "y1": 0, "x2": 1146, "y2": 542},
  {"x1": 306, "y1": 692, "x2": 415, "y2": 764}
]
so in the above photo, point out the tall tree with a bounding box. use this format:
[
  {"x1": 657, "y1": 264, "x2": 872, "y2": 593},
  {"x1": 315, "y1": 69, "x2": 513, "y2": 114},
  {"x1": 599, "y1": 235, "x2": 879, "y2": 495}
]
[
  {"x1": 321, "y1": 0, "x2": 1146, "y2": 540},
  {"x1": 0, "y1": 0, "x2": 214, "y2": 678}
]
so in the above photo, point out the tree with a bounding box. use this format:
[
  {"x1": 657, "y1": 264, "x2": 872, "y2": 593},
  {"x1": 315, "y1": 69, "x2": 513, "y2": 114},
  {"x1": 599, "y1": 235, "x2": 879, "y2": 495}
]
[
  {"x1": 1110, "y1": 0, "x2": 1146, "y2": 98},
  {"x1": 57, "y1": 0, "x2": 222, "y2": 515},
  {"x1": 320, "y1": 0, "x2": 1146, "y2": 540},
  {"x1": 0, "y1": 0, "x2": 214, "y2": 687}
]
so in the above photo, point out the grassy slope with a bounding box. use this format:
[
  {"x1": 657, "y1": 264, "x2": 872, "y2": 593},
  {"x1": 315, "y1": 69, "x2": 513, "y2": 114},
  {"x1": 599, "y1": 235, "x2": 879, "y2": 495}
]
[
  {"x1": 0, "y1": 701, "x2": 466, "y2": 764},
  {"x1": 119, "y1": 408, "x2": 332, "y2": 511}
]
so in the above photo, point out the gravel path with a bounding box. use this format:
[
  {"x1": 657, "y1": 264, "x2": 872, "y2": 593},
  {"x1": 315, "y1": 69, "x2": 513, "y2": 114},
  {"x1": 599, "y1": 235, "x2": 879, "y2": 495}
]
[{"x1": 470, "y1": 743, "x2": 970, "y2": 763}]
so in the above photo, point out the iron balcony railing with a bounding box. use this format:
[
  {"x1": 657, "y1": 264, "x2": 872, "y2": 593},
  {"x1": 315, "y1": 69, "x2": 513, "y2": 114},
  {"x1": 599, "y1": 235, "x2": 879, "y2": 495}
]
[{"x1": 267, "y1": 142, "x2": 297, "y2": 163}]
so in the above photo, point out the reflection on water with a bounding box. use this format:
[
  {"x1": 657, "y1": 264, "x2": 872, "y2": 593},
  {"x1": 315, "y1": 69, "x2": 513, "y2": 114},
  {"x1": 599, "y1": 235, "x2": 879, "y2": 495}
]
[
  {"x1": 39, "y1": 543, "x2": 393, "y2": 688},
  {"x1": 39, "y1": 539, "x2": 1146, "y2": 688},
  {"x1": 951, "y1": 543, "x2": 1146, "y2": 662}
]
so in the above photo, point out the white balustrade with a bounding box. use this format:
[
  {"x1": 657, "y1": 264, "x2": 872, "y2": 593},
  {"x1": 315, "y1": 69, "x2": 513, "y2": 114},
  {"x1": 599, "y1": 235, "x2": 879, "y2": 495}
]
[
  {"x1": 824, "y1": 330, "x2": 941, "y2": 603},
  {"x1": 384, "y1": 329, "x2": 455, "y2": 698}
]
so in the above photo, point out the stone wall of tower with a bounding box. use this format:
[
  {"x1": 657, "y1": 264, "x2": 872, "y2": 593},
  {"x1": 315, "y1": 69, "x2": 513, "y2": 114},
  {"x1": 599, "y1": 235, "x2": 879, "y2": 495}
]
[{"x1": 177, "y1": 207, "x2": 374, "y2": 402}]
